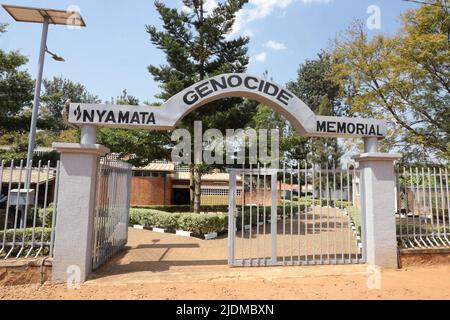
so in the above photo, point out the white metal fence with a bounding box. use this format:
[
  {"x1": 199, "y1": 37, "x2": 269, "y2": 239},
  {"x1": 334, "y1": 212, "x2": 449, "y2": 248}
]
[
  {"x1": 396, "y1": 166, "x2": 450, "y2": 248},
  {"x1": 92, "y1": 157, "x2": 132, "y2": 270},
  {"x1": 0, "y1": 160, "x2": 60, "y2": 260},
  {"x1": 228, "y1": 163, "x2": 363, "y2": 267}
]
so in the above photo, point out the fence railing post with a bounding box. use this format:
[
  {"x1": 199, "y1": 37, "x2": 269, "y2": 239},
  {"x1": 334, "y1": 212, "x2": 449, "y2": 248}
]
[
  {"x1": 270, "y1": 172, "x2": 278, "y2": 265},
  {"x1": 51, "y1": 143, "x2": 109, "y2": 283},
  {"x1": 354, "y1": 152, "x2": 402, "y2": 268},
  {"x1": 228, "y1": 170, "x2": 236, "y2": 266}
]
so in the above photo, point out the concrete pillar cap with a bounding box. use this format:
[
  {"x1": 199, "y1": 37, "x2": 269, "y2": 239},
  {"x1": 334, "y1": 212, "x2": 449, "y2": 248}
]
[
  {"x1": 52, "y1": 143, "x2": 110, "y2": 156},
  {"x1": 353, "y1": 152, "x2": 402, "y2": 162}
]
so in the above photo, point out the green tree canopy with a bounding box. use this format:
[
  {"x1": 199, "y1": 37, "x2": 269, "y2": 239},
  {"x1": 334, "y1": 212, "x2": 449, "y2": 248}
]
[
  {"x1": 331, "y1": 1, "x2": 449, "y2": 162},
  {"x1": 97, "y1": 90, "x2": 172, "y2": 166},
  {"x1": 0, "y1": 24, "x2": 34, "y2": 133},
  {"x1": 286, "y1": 53, "x2": 343, "y2": 167},
  {"x1": 40, "y1": 76, "x2": 100, "y2": 132}
]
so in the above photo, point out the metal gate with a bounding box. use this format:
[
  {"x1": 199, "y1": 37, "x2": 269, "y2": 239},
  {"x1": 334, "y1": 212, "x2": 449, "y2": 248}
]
[
  {"x1": 0, "y1": 160, "x2": 60, "y2": 260},
  {"x1": 92, "y1": 157, "x2": 132, "y2": 270},
  {"x1": 228, "y1": 163, "x2": 364, "y2": 267},
  {"x1": 396, "y1": 166, "x2": 450, "y2": 248}
]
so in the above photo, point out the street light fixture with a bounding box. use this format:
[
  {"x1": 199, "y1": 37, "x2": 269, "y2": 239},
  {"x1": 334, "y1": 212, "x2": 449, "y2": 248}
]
[
  {"x1": 2, "y1": 4, "x2": 86, "y2": 192},
  {"x1": 45, "y1": 47, "x2": 65, "y2": 62}
]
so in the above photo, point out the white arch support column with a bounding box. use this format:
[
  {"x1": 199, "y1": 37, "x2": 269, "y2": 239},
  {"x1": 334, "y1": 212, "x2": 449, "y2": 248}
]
[
  {"x1": 80, "y1": 125, "x2": 97, "y2": 144},
  {"x1": 354, "y1": 144, "x2": 402, "y2": 268},
  {"x1": 52, "y1": 142, "x2": 109, "y2": 282}
]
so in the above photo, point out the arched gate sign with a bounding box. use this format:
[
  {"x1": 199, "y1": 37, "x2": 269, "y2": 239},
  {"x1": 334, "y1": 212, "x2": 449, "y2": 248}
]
[
  {"x1": 67, "y1": 73, "x2": 386, "y2": 140},
  {"x1": 51, "y1": 73, "x2": 401, "y2": 283}
]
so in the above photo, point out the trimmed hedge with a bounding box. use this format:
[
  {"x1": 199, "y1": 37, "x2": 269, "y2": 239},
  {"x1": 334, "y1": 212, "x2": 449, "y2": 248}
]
[
  {"x1": 129, "y1": 201, "x2": 354, "y2": 235},
  {"x1": 0, "y1": 228, "x2": 52, "y2": 257},
  {"x1": 178, "y1": 214, "x2": 227, "y2": 234},
  {"x1": 285, "y1": 198, "x2": 352, "y2": 209},
  {"x1": 129, "y1": 208, "x2": 228, "y2": 234},
  {"x1": 0, "y1": 227, "x2": 52, "y2": 243}
]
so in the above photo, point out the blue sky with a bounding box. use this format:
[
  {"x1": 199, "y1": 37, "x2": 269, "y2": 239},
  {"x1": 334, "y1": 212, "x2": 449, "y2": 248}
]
[{"x1": 0, "y1": 0, "x2": 418, "y2": 103}]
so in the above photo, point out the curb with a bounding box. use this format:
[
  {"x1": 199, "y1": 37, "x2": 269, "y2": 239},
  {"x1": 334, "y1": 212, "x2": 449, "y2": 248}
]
[{"x1": 132, "y1": 225, "x2": 219, "y2": 240}]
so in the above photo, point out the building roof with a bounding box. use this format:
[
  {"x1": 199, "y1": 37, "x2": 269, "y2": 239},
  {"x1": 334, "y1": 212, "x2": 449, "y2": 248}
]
[
  {"x1": 134, "y1": 163, "x2": 175, "y2": 172},
  {"x1": 171, "y1": 172, "x2": 235, "y2": 182},
  {"x1": 133, "y1": 162, "x2": 241, "y2": 182},
  {"x1": 1, "y1": 168, "x2": 56, "y2": 185},
  {"x1": 0, "y1": 145, "x2": 54, "y2": 153}
]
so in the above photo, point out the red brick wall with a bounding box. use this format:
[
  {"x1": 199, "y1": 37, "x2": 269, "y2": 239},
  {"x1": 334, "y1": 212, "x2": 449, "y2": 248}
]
[{"x1": 130, "y1": 176, "x2": 172, "y2": 206}]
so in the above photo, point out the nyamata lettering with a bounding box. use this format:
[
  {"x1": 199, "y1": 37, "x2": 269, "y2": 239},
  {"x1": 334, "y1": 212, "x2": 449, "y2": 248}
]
[{"x1": 80, "y1": 109, "x2": 157, "y2": 125}]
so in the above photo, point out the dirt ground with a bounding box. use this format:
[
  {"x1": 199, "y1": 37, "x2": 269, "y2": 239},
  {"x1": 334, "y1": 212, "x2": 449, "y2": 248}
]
[{"x1": 1, "y1": 228, "x2": 449, "y2": 300}]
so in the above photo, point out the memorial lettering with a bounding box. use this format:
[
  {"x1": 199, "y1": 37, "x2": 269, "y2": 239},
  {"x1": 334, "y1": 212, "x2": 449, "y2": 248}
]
[{"x1": 316, "y1": 120, "x2": 383, "y2": 137}]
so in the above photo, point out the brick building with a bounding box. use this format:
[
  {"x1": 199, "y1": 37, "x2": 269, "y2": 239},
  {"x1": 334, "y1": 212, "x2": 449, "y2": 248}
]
[{"x1": 130, "y1": 162, "x2": 279, "y2": 207}]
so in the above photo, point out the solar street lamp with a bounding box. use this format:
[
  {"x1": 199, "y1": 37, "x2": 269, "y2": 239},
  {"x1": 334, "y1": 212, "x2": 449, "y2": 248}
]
[{"x1": 2, "y1": 4, "x2": 86, "y2": 188}]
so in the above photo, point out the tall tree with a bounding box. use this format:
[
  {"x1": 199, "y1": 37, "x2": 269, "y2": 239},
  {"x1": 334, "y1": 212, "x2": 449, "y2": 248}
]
[
  {"x1": 40, "y1": 77, "x2": 100, "y2": 132},
  {"x1": 287, "y1": 52, "x2": 343, "y2": 167},
  {"x1": 97, "y1": 90, "x2": 172, "y2": 166},
  {"x1": 331, "y1": 1, "x2": 450, "y2": 162},
  {"x1": 0, "y1": 24, "x2": 34, "y2": 133},
  {"x1": 147, "y1": 0, "x2": 251, "y2": 212}
]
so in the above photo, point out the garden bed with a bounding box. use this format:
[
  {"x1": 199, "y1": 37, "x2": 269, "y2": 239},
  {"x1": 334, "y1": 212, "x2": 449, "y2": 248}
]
[{"x1": 129, "y1": 208, "x2": 228, "y2": 239}]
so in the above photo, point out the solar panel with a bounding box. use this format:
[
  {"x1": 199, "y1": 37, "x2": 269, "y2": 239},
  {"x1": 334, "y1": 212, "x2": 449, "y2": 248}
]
[{"x1": 2, "y1": 4, "x2": 86, "y2": 27}]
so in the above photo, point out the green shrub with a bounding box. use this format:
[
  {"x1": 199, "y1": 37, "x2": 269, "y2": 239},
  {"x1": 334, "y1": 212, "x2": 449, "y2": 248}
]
[
  {"x1": 129, "y1": 208, "x2": 227, "y2": 234},
  {"x1": 0, "y1": 228, "x2": 52, "y2": 257},
  {"x1": 284, "y1": 198, "x2": 351, "y2": 209},
  {"x1": 178, "y1": 214, "x2": 228, "y2": 234},
  {"x1": 130, "y1": 208, "x2": 180, "y2": 230},
  {"x1": 153, "y1": 212, "x2": 180, "y2": 230},
  {"x1": 38, "y1": 203, "x2": 55, "y2": 228},
  {"x1": 130, "y1": 208, "x2": 166, "y2": 226},
  {"x1": 0, "y1": 227, "x2": 52, "y2": 243}
]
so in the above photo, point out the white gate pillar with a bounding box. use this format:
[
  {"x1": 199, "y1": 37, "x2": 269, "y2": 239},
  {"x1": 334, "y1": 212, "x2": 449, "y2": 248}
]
[
  {"x1": 354, "y1": 152, "x2": 402, "y2": 268},
  {"x1": 51, "y1": 143, "x2": 110, "y2": 283}
]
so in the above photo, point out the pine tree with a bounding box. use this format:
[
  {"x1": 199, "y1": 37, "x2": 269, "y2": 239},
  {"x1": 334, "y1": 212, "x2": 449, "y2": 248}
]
[{"x1": 147, "y1": 0, "x2": 251, "y2": 212}]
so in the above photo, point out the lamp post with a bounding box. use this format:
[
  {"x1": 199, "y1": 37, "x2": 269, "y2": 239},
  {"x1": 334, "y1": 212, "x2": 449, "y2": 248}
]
[{"x1": 2, "y1": 4, "x2": 86, "y2": 187}]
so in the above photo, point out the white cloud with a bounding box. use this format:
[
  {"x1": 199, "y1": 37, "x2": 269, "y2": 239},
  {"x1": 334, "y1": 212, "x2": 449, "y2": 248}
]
[
  {"x1": 265, "y1": 40, "x2": 288, "y2": 50},
  {"x1": 231, "y1": 0, "x2": 334, "y2": 36},
  {"x1": 252, "y1": 52, "x2": 267, "y2": 63},
  {"x1": 204, "y1": 0, "x2": 219, "y2": 15},
  {"x1": 242, "y1": 29, "x2": 255, "y2": 38}
]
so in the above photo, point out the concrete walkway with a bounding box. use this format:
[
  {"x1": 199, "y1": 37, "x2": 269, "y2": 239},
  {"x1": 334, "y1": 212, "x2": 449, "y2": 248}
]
[{"x1": 90, "y1": 227, "x2": 366, "y2": 285}]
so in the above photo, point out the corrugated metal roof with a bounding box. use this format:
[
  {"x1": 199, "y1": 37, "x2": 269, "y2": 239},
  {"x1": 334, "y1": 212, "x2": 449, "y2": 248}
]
[
  {"x1": 171, "y1": 172, "x2": 234, "y2": 181},
  {"x1": 1, "y1": 168, "x2": 56, "y2": 185},
  {"x1": 134, "y1": 163, "x2": 175, "y2": 172},
  {"x1": 133, "y1": 162, "x2": 241, "y2": 181}
]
